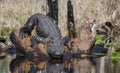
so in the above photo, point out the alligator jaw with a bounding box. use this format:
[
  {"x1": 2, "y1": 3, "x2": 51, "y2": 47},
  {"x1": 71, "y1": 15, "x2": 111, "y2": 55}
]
[{"x1": 50, "y1": 53, "x2": 62, "y2": 58}]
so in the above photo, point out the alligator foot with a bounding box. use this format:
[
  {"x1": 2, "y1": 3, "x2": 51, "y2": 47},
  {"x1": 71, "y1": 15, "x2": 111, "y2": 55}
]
[
  {"x1": 62, "y1": 36, "x2": 72, "y2": 51},
  {"x1": 19, "y1": 28, "x2": 29, "y2": 39},
  {"x1": 63, "y1": 52, "x2": 72, "y2": 60},
  {"x1": 30, "y1": 36, "x2": 49, "y2": 51}
]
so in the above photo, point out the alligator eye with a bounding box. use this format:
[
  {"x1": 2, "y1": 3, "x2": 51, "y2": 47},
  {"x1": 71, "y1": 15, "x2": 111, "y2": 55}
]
[{"x1": 51, "y1": 37, "x2": 54, "y2": 40}]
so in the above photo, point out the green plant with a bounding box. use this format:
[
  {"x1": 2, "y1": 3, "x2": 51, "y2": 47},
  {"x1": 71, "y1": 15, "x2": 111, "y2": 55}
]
[
  {"x1": 111, "y1": 52, "x2": 120, "y2": 64},
  {"x1": 95, "y1": 34, "x2": 120, "y2": 64},
  {"x1": 95, "y1": 34, "x2": 104, "y2": 44},
  {"x1": 0, "y1": 27, "x2": 11, "y2": 38}
]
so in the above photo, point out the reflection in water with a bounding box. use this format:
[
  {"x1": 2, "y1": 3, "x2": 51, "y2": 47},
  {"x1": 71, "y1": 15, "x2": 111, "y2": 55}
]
[
  {"x1": 10, "y1": 56, "x2": 96, "y2": 73},
  {"x1": 72, "y1": 58, "x2": 95, "y2": 73},
  {"x1": 0, "y1": 55, "x2": 15, "y2": 73},
  {"x1": 10, "y1": 56, "x2": 48, "y2": 73}
]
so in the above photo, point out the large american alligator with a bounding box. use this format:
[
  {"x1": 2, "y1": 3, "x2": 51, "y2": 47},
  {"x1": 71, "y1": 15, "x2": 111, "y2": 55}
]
[{"x1": 18, "y1": 13, "x2": 71, "y2": 58}]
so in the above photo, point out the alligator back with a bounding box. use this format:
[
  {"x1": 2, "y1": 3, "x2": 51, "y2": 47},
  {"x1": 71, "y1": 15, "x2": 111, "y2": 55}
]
[{"x1": 29, "y1": 13, "x2": 61, "y2": 38}]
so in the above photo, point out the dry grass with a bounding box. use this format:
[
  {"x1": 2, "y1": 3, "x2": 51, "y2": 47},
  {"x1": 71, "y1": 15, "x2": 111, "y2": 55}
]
[
  {"x1": 0, "y1": 0, "x2": 47, "y2": 38},
  {"x1": 0, "y1": 0, "x2": 119, "y2": 40}
]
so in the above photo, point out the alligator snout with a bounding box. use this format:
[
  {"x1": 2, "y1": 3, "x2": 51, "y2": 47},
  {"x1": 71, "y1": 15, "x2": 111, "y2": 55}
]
[
  {"x1": 50, "y1": 48, "x2": 64, "y2": 58},
  {"x1": 52, "y1": 51, "x2": 63, "y2": 58},
  {"x1": 47, "y1": 44, "x2": 64, "y2": 58}
]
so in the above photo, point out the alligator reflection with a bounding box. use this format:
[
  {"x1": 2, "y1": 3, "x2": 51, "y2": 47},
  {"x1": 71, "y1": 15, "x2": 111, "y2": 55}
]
[{"x1": 10, "y1": 56, "x2": 96, "y2": 73}]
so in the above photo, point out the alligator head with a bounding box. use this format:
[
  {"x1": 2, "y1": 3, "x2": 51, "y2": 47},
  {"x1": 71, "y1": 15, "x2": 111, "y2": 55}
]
[
  {"x1": 46, "y1": 37, "x2": 70, "y2": 58},
  {"x1": 46, "y1": 37, "x2": 65, "y2": 58}
]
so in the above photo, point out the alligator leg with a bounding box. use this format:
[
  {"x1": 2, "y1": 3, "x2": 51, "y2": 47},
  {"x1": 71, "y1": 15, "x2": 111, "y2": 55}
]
[
  {"x1": 19, "y1": 26, "x2": 31, "y2": 39},
  {"x1": 31, "y1": 36, "x2": 49, "y2": 51},
  {"x1": 19, "y1": 14, "x2": 38, "y2": 39},
  {"x1": 62, "y1": 36, "x2": 72, "y2": 51}
]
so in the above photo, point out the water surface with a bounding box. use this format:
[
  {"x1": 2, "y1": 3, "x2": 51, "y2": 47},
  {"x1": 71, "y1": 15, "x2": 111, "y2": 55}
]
[{"x1": 0, "y1": 55, "x2": 120, "y2": 73}]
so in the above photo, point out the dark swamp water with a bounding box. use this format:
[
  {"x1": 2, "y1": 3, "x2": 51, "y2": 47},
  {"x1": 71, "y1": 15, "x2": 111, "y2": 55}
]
[{"x1": 0, "y1": 55, "x2": 120, "y2": 73}]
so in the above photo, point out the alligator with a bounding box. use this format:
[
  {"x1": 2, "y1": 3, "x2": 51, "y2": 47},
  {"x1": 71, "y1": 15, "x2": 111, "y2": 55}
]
[{"x1": 18, "y1": 13, "x2": 71, "y2": 58}]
